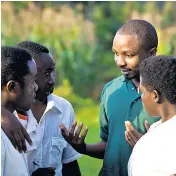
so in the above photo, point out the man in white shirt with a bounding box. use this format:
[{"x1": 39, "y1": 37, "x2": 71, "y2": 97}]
[
  {"x1": 1, "y1": 46, "x2": 38, "y2": 176},
  {"x1": 128, "y1": 55, "x2": 176, "y2": 176},
  {"x1": 16, "y1": 41, "x2": 82, "y2": 176},
  {"x1": 1, "y1": 42, "x2": 82, "y2": 176}
]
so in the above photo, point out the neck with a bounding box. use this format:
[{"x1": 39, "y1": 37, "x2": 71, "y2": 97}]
[
  {"x1": 35, "y1": 95, "x2": 47, "y2": 105},
  {"x1": 131, "y1": 76, "x2": 140, "y2": 88},
  {"x1": 1, "y1": 103, "x2": 15, "y2": 113},
  {"x1": 1, "y1": 93, "x2": 15, "y2": 113},
  {"x1": 31, "y1": 96, "x2": 48, "y2": 123},
  {"x1": 159, "y1": 103, "x2": 176, "y2": 123}
]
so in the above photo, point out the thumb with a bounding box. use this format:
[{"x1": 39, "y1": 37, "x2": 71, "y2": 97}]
[{"x1": 144, "y1": 120, "x2": 150, "y2": 131}]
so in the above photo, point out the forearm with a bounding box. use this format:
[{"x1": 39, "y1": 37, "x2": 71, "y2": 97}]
[
  {"x1": 1, "y1": 106, "x2": 11, "y2": 124},
  {"x1": 84, "y1": 140, "x2": 106, "y2": 159}
]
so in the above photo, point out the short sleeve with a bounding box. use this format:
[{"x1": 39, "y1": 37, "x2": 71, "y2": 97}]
[
  {"x1": 62, "y1": 143, "x2": 82, "y2": 164},
  {"x1": 62, "y1": 104, "x2": 82, "y2": 164},
  {"x1": 99, "y1": 87, "x2": 109, "y2": 141}
]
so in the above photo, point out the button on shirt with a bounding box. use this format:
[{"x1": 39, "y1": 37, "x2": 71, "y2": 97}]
[
  {"x1": 29, "y1": 94, "x2": 82, "y2": 176},
  {"x1": 99, "y1": 76, "x2": 160, "y2": 176},
  {"x1": 128, "y1": 115, "x2": 176, "y2": 176},
  {"x1": 1, "y1": 112, "x2": 29, "y2": 176}
]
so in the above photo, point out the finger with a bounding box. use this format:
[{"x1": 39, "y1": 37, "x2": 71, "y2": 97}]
[
  {"x1": 125, "y1": 121, "x2": 141, "y2": 139},
  {"x1": 69, "y1": 121, "x2": 77, "y2": 138},
  {"x1": 125, "y1": 121, "x2": 136, "y2": 133},
  {"x1": 79, "y1": 126, "x2": 88, "y2": 142},
  {"x1": 125, "y1": 125, "x2": 138, "y2": 147},
  {"x1": 127, "y1": 130, "x2": 138, "y2": 146},
  {"x1": 128, "y1": 133, "x2": 136, "y2": 147},
  {"x1": 125, "y1": 131, "x2": 133, "y2": 147},
  {"x1": 59, "y1": 124, "x2": 69, "y2": 139},
  {"x1": 8, "y1": 133, "x2": 17, "y2": 149},
  {"x1": 18, "y1": 131, "x2": 27, "y2": 152},
  {"x1": 21, "y1": 126, "x2": 32, "y2": 145},
  {"x1": 75, "y1": 122, "x2": 83, "y2": 141},
  {"x1": 13, "y1": 132, "x2": 23, "y2": 152},
  {"x1": 144, "y1": 120, "x2": 150, "y2": 131},
  {"x1": 125, "y1": 121, "x2": 137, "y2": 145}
]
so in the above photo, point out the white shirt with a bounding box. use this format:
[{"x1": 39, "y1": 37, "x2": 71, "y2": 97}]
[
  {"x1": 15, "y1": 111, "x2": 43, "y2": 176},
  {"x1": 1, "y1": 112, "x2": 30, "y2": 176},
  {"x1": 128, "y1": 115, "x2": 176, "y2": 176},
  {"x1": 28, "y1": 94, "x2": 82, "y2": 176}
]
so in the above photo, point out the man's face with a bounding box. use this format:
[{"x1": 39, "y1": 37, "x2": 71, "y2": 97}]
[
  {"x1": 35, "y1": 53, "x2": 56, "y2": 101},
  {"x1": 112, "y1": 34, "x2": 150, "y2": 79},
  {"x1": 139, "y1": 77, "x2": 157, "y2": 117},
  {"x1": 17, "y1": 59, "x2": 38, "y2": 111}
]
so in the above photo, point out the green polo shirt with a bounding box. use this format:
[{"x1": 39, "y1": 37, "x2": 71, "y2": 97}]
[{"x1": 99, "y1": 76, "x2": 160, "y2": 176}]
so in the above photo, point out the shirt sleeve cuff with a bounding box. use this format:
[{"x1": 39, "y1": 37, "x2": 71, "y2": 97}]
[{"x1": 62, "y1": 153, "x2": 82, "y2": 164}]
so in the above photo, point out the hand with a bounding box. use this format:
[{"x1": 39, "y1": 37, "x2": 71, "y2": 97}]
[
  {"x1": 1, "y1": 106, "x2": 32, "y2": 152},
  {"x1": 32, "y1": 167, "x2": 56, "y2": 176},
  {"x1": 59, "y1": 121, "x2": 88, "y2": 154},
  {"x1": 125, "y1": 120, "x2": 150, "y2": 147}
]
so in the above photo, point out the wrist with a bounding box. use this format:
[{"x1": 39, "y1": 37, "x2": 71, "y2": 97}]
[{"x1": 81, "y1": 143, "x2": 87, "y2": 154}]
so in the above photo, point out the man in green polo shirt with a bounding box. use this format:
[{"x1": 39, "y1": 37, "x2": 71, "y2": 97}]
[{"x1": 60, "y1": 19, "x2": 160, "y2": 176}]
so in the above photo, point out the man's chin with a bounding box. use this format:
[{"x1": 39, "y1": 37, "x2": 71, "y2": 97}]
[
  {"x1": 123, "y1": 72, "x2": 139, "y2": 80},
  {"x1": 124, "y1": 74, "x2": 135, "y2": 80},
  {"x1": 45, "y1": 90, "x2": 53, "y2": 96},
  {"x1": 35, "y1": 95, "x2": 47, "y2": 102}
]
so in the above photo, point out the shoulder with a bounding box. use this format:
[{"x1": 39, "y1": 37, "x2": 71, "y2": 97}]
[
  {"x1": 51, "y1": 94, "x2": 74, "y2": 116},
  {"x1": 100, "y1": 75, "x2": 125, "y2": 100},
  {"x1": 51, "y1": 94, "x2": 73, "y2": 112}
]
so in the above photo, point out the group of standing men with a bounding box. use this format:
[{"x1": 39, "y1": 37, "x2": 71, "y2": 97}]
[{"x1": 1, "y1": 19, "x2": 176, "y2": 176}]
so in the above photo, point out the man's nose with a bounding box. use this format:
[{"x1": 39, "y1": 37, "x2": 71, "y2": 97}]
[
  {"x1": 115, "y1": 55, "x2": 127, "y2": 67},
  {"x1": 48, "y1": 72, "x2": 56, "y2": 85},
  {"x1": 34, "y1": 82, "x2": 38, "y2": 91}
]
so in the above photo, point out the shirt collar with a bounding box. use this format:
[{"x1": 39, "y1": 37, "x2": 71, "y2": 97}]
[{"x1": 46, "y1": 94, "x2": 63, "y2": 113}]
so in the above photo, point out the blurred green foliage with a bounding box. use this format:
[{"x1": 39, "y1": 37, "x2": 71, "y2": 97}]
[
  {"x1": 2, "y1": 1, "x2": 176, "y2": 98},
  {"x1": 2, "y1": 2, "x2": 176, "y2": 175}
]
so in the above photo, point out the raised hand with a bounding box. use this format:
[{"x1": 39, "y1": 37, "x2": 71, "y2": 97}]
[
  {"x1": 124, "y1": 120, "x2": 150, "y2": 147},
  {"x1": 59, "y1": 121, "x2": 88, "y2": 154}
]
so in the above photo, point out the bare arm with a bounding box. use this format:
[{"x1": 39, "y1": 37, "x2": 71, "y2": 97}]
[
  {"x1": 1, "y1": 106, "x2": 32, "y2": 152},
  {"x1": 59, "y1": 121, "x2": 106, "y2": 159},
  {"x1": 84, "y1": 141, "x2": 106, "y2": 159}
]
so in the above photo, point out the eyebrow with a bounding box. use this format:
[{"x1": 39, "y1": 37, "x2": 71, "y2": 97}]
[{"x1": 46, "y1": 64, "x2": 56, "y2": 71}]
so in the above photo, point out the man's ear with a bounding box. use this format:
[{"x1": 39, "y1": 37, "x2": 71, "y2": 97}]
[
  {"x1": 153, "y1": 90, "x2": 160, "y2": 103},
  {"x1": 6, "y1": 80, "x2": 19, "y2": 93},
  {"x1": 148, "y1": 47, "x2": 157, "y2": 57}
]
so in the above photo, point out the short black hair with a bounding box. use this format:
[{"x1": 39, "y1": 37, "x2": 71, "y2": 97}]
[
  {"x1": 1, "y1": 46, "x2": 32, "y2": 89},
  {"x1": 140, "y1": 55, "x2": 176, "y2": 104},
  {"x1": 118, "y1": 19, "x2": 158, "y2": 51},
  {"x1": 16, "y1": 40, "x2": 49, "y2": 59}
]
